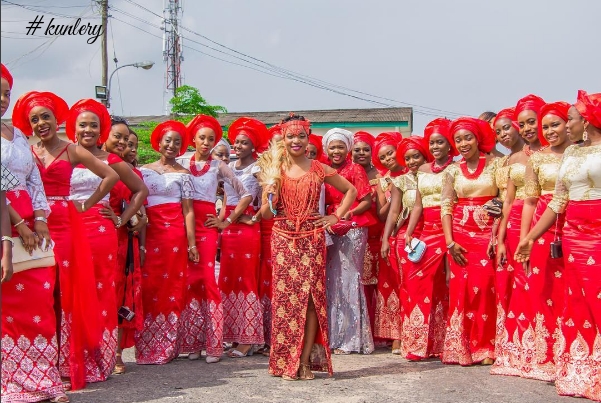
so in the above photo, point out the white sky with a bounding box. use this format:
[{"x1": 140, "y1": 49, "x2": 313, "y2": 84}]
[{"x1": 1, "y1": 0, "x2": 600, "y2": 132}]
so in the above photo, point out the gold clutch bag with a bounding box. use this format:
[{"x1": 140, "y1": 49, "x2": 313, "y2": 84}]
[{"x1": 11, "y1": 237, "x2": 56, "y2": 273}]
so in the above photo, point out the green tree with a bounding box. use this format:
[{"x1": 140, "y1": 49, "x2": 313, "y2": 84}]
[{"x1": 169, "y1": 85, "x2": 227, "y2": 117}]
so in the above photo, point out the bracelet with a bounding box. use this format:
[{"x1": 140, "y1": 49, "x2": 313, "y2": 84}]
[
  {"x1": 1, "y1": 236, "x2": 14, "y2": 246},
  {"x1": 332, "y1": 212, "x2": 341, "y2": 223},
  {"x1": 446, "y1": 241, "x2": 456, "y2": 250},
  {"x1": 115, "y1": 216, "x2": 122, "y2": 228},
  {"x1": 34, "y1": 216, "x2": 48, "y2": 223},
  {"x1": 13, "y1": 218, "x2": 25, "y2": 228},
  {"x1": 81, "y1": 201, "x2": 87, "y2": 212},
  {"x1": 251, "y1": 215, "x2": 258, "y2": 223},
  {"x1": 187, "y1": 245, "x2": 197, "y2": 252},
  {"x1": 225, "y1": 217, "x2": 233, "y2": 224},
  {"x1": 139, "y1": 246, "x2": 147, "y2": 253}
]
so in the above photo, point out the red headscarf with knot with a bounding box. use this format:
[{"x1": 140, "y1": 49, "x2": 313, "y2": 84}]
[
  {"x1": 66, "y1": 99, "x2": 111, "y2": 145},
  {"x1": 150, "y1": 120, "x2": 188, "y2": 156},
  {"x1": 576, "y1": 90, "x2": 601, "y2": 129},
  {"x1": 372, "y1": 131, "x2": 403, "y2": 172},
  {"x1": 492, "y1": 107, "x2": 520, "y2": 133},
  {"x1": 449, "y1": 117, "x2": 497, "y2": 154},
  {"x1": 12, "y1": 91, "x2": 69, "y2": 136},
  {"x1": 229, "y1": 117, "x2": 269, "y2": 157},
  {"x1": 424, "y1": 117, "x2": 457, "y2": 157},
  {"x1": 1, "y1": 63, "x2": 13, "y2": 89},
  {"x1": 186, "y1": 114, "x2": 223, "y2": 148},
  {"x1": 353, "y1": 131, "x2": 375, "y2": 150},
  {"x1": 540, "y1": 102, "x2": 570, "y2": 123},
  {"x1": 396, "y1": 135, "x2": 432, "y2": 166},
  {"x1": 308, "y1": 133, "x2": 324, "y2": 161},
  {"x1": 514, "y1": 94, "x2": 546, "y2": 119}
]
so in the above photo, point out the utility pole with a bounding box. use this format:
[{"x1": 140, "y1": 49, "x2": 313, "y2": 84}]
[
  {"x1": 162, "y1": 0, "x2": 183, "y2": 114},
  {"x1": 100, "y1": 0, "x2": 109, "y2": 106}
]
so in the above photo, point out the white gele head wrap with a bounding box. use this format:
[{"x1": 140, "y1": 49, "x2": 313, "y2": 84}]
[
  {"x1": 322, "y1": 128, "x2": 353, "y2": 151},
  {"x1": 211, "y1": 138, "x2": 231, "y2": 155}
]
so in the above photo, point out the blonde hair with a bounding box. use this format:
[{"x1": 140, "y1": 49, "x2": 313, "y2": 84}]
[{"x1": 257, "y1": 138, "x2": 288, "y2": 192}]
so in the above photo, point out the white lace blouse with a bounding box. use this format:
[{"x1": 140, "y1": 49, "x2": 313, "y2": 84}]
[
  {"x1": 1, "y1": 127, "x2": 50, "y2": 215},
  {"x1": 223, "y1": 161, "x2": 260, "y2": 207},
  {"x1": 140, "y1": 168, "x2": 194, "y2": 207},
  {"x1": 70, "y1": 165, "x2": 110, "y2": 204},
  {"x1": 177, "y1": 157, "x2": 250, "y2": 203}
]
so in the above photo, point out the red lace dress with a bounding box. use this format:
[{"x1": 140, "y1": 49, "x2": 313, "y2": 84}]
[
  {"x1": 1, "y1": 129, "x2": 64, "y2": 402},
  {"x1": 362, "y1": 179, "x2": 382, "y2": 333},
  {"x1": 269, "y1": 160, "x2": 334, "y2": 377},
  {"x1": 33, "y1": 144, "x2": 101, "y2": 391},
  {"x1": 70, "y1": 153, "x2": 123, "y2": 382}
]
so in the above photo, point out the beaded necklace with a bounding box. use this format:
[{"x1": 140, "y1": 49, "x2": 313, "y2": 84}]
[
  {"x1": 431, "y1": 156, "x2": 453, "y2": 174},
  {"x1": 189, "y1": 154, "x2": 211, "y2": 177},
  {"x1": 459, "y1": 153, "x2": 486, "y2": 180}
]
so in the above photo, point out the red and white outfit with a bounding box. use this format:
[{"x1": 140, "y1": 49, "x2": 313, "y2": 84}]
[
  {"x1": 177, "y1": 157, "x2": 250, "y2": 357},
  {"x1": 135, "y1": 169, "x2": 194, "y2": 364},
  {"x1": 69, "y1": 154, "x2": 122, "y2": 382},
  {"x1": 219, "y1": 161, "x2": 264, "y2": 345},
  {"x1": 1, "y1": 129, "x2": 65, "y2": 402}
]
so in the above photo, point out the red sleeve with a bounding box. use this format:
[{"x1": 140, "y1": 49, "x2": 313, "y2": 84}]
[
  {"x1": 350, "y1": 163, "x2": 371, "y2": 201},
  {"x1": 107, "y1": 153, "x2": 123, "y2": 165}
]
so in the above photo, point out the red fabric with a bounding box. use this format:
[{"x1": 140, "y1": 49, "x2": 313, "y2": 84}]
[
  {"x1": 554, "y1": 200, "x2": 601, "y2": 401},
  {"x1": 229, "y1": 117, "x2": 269, "y2": 154},
  {"x1": 32, "y1": 145, "x2": 71, "y2": 195},
  {"x1": 396, "y1": 135, "x2": 433, "y2": 164},
  {"x1": 259, "y1": 219, "x2": 274, "y2": 345},
  {"x1": 540, "y1": 102, "x2": 570, "y2": 123},
  {"x1": 576, "y1": 90, "x2": 601, "y2": 129},
  {"x1": 308, "y1": 134, "x2": 324, "y2": 161},
  {"x1": 12, "y1": 91, "x2": 69, "y2": 136},
  {"x1": 218, "y1": 206, "x2": 264, "y2": 344},
  {"x1": 186, "y1": 114, "x2": 223, "y2": 147},
  {"x1": 362, "y1": 183, "x2": 382, "y2": 286},
  {"x1": 65, "y1": 99, "x2": 111, "y2": 145},
  {"x1": 400, "y1": 206, "x2": 448, "y2": 359},
  {"x1": 179, "y1": 200, "x2": 223, "y2": 357},
  {"x1": 372, "y1": 132, "x2": 403, "y2": 172},
  {"x1": 353, "y1": 131, "x2": 375, "y2": 150},
  {"x1": 514, "y1": 94, "x2": 546, "y2": 118},
  {"x1": 449, "y1": 117, "x2": 497, "y2": 154},
  {"x1": 268, "y1": 123, "x2": 282, "y2": 138},
  {"x1": 1, "y1": 191, "x2": 64, "y2": 402},
  {"x1": 442, "y1": 196, "x2": 496, "y2": 366},
  {"x1": 374, "y1": 234, "x2": 403, "y2": 340},
  {"x1": 150, "y1": 121, "x2": 188, "y2": 156},
  {"x1": 79, "y1": 205, "x2": 118, "y2": 383},
  {"x1": 135, "y1": 203, "x2": 188, "y2": 365},
  {"x1": 424, "y1": 117, "x2": 457, "y2": 157},
  {"x1": 1, "y1": 62, "x2": 13, "y2": 89},
  {"x1": 492, "y1": 107, "x2": 519, "y2": 133}
]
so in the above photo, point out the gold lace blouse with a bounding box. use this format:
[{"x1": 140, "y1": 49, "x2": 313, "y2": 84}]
[
  {"x1": 496, "y1": 155, "x2": 529, "y2": 201},
  {"x1": 381, "y1": 173, "x2": 418, "y2": 211},
  {"x1": 524, "y1": 151, "x2": 563, "y2": 199},
  {"x1": 441, "y1": 158, "x2": 500, "y2": 217},
  {"x1": 548, "y1": 144, "x2": 601, "y2": 213},
  {"x1": 416, "y1": 171, "x2": 445, "y2": 208}
]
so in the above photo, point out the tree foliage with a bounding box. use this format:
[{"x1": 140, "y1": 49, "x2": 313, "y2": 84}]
[{"x1": 169, "y1": 85, "x2": 227, "y2": 117}]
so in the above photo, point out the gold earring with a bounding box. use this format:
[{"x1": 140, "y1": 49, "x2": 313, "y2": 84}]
[{"x1": 583, "y1": 130, "x2": 588, "y2": 142}]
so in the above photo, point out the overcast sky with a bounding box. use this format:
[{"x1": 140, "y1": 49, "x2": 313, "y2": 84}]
[{"x1": 2, "y1": 0, "x2": 600, "y2": 132}]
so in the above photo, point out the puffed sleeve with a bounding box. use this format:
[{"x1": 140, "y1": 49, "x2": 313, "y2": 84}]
[
  {"x1": 181, "y1": 173, "x2": 194, "y2": 200},
  {"x1": 217, "y1": 161, "x2": 250, "y2": 199},
  {"x1": 26, "y1": 160, "x2": 51, "y2": 216},
  {"x1": 441, "y1": 165, "x2": 457, "y2": 217}
]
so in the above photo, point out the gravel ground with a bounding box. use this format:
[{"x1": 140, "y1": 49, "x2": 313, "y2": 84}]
[{"x1": 66, "y1": 347, "x2": 571, "y2": 403}]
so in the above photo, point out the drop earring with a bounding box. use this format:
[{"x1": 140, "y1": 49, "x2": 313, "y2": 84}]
[{"x1": 583, "y1": 130, "x2": 588, "y2": 142}]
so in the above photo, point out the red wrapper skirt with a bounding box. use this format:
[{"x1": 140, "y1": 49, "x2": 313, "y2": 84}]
[
  {"x1": 442, "y1": 196, "x2": 496, "y2": 365},
  {"x1": 1, "y1": 191, "x2": 65, "y2": 402},
  {"x1": 135, "y1": 203, "x2": 188, "y2": 364},
  {"x1": 554, "y1": 200, "x2": 601, "y2": 401},
  {"x1": 179, "y1": 200, "x2": 223, "y2": 357},
  {"x1": 218, "y1": 206, "x2": 263, "y2": 345},
  {"x1": 492, "y1": 195, "x2": 564, "y2": 381},
  {"x1": 400, "y1": 206, "x2": 448, "y2": 359},
  {"x1": 363, "y1": 221, "x2": 382, "y2": 334},
  {"x1": 269, "y1": 218, "x2": 332, "y2": 377},
  {"x1": 259, "y1": 218, "x2": 274, "y2": 346},
  {"x1": 79, "y1": 205, "x2": 118, "y2": 382},
  {"x1": 374, "y1": 231, "x2": 403, "y2": 341}
]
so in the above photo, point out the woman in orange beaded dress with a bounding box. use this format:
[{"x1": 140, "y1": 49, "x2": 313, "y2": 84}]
[
  {"x1": 492, "y1": 102, "x2": 571, "y2": 380},
  {"x1": 258, "y1": 114, "x2": 356, "y2": 380},
  {"x1": 402, "y1": 119, "x2": 455, "y2": 361},
  {"x1": 440, "y1": 117, "x2": 499, "y2": 366},
  {"x1": 516, "y1": 90, "x2": 601, "y2": 401}
]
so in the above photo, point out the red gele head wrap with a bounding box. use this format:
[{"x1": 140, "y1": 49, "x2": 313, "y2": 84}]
[
  {"x1": 229, "y1": 117, "x2": 269, "y2": 155},
  {"x1": 577, "y1": 90, "x2": 601, "y2": 129},
  {"x1": 449, "y1": 117, "x2": 497, "y2": 154},
  {"x1": 308, "y1": 134, "x2": 324, "y2": 160},
  {"x1": 396, "y1": 135, "x2": 432, "y2": 165},
  {"x1": 540, "y1": 102, "x2": 571, "y2": 123},
  {"x1": 372, "y1": 131, "x2": 403, "y2": 172},
  {"x1": 66, "y1": 99, "x2": 111, "y2": 144},
  {"x1": 353, "y1": 130, "x2": 375, "y2": 150},
  {"x1": 11, "y1": 91, "x2": 69, "y2": 136},
  {"x1": 492, "y1": 107, "x2": 520, "y2": 133},
  {"x1": 150, "y1": 120, "x2": 188, "y2": 156},
  {"x1": 186, "y1": 114, "x2": 223, "y2": 148},
  {"x1": 1, "y1": 63, "x2": 13, "y2": 89},
  {"x1": 514, "y1": 94, "x2": 546, "y2": 119},
  {"x1": 424, "y1": 117, "x2": 457, "y2": 157},
  {"x1": 268, "y1": 124, "x2": 282, "y2": 138}
]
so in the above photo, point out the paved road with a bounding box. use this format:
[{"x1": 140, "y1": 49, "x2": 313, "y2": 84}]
[{"x1": 68, "y1": 347, "x2": 571, "y2": 403}]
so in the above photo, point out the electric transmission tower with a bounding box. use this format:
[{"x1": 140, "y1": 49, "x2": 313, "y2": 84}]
[{"x1": 162, "y1": 0, "x2": 183, "y2": 114}]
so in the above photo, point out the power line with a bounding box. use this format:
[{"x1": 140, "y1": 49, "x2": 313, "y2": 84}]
[{"x1": 1, "y1": 0, "x2": 98, "y2": 18}]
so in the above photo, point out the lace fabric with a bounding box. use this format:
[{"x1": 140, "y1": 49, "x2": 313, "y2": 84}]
[
  {"x1": 1, "y1": 163, "x2": 19, "y2": 191},
  {"x1": 524, "y1": 152, "x2": 563, "y2": 199},
  {"x1": 140, "y1": 168, "x2": 194, "y2": 207},
  {"x1": 1, "y1": 128, "x2": 50, "y2": 215},
  {"x1": 224, "y1": 161, "x2": 260, "y2": 207},
  {"x1": 178, "y1": 158, "x2": 250, "y2": 203}
]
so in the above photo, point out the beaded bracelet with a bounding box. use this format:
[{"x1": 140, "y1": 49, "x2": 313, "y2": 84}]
[{"x1": 1, "y1": 236, "x2": 14, "y2": 246}]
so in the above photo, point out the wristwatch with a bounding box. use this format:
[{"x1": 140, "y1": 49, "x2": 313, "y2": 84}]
[
  {"x1": 226, "y1": 217, "x2": 233, "y2": 224},
  {"x1": 251, "y1": 215, "x2": 258, "y2": 223}
]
